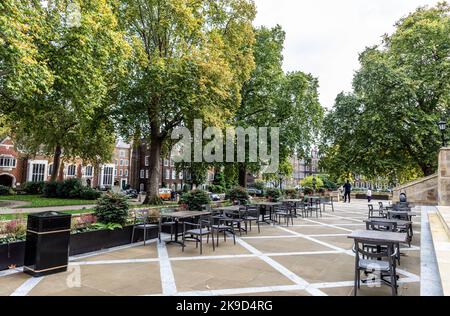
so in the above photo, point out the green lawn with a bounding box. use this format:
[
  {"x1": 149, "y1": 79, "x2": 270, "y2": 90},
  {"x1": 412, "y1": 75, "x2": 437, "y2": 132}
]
[{"x1": 0, "y1": 195, "x2": 97, "y2": 208}]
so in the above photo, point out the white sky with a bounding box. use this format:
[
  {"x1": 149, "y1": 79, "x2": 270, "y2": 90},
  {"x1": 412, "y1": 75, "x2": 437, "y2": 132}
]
[{"x1": 253, "y1": 0, "x2": 442, "y2": 109}]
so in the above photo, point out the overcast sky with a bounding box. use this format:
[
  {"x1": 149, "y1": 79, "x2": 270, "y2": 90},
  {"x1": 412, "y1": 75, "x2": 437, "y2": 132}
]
[{"x1": 253, "y1": 0, "x2": 442, "y2": 109}]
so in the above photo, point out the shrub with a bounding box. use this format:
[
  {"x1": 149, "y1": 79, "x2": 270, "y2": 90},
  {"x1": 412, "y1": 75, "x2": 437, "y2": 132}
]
[
  {"x1": 208, "y1": 184, "x2": 225, "y2": 194},
  {"x1": 303, "y1": 187, "x2": 313, "y2": 195},
  {"x1": 78, "y1": 186, "x2": 102, "y2": 200},
  {"x1": 179, "y1": 190, "x2": 211, "y2": 211},
  {"x1": 23, "y1": 181, "x2": 45, "y2": 194},
  {"x1": 284, "y1": 189, "x2": 299, "y2": 199},
  {"x1": 227, "y1": 187, "x2": 250, "y2": 205},
  {"x1": 43, "y1": 181, "x2": 59, "y2": 198},
  {"x1": 0, "y1": 219, "x2": 26, "y2": 243},
  {"x1": 0, "y1": 185, "x2": 12, "y2": 196},
  {"x1": 266, "y1": 188, "x2": 282, "y2": 201},
  {"x1": 94, "y1": 193, "x2": 129, "y2": 226},
  {"x1": 58, "y1": 178, "x2": 83, "y2": 198},
  {"x1": 300, "y1": 176, "x2": 324, "y2": 190}
]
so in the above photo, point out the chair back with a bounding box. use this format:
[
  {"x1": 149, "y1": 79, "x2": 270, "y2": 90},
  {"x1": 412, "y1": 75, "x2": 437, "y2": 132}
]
[
  {"x1": 134, "y1": 209, "x2": 149, "y2": 223},
  {"x1": 368, "y1": 205, "x2": 376, "y2": 218},
  {"x1": 353, "y1": 239, "x2": 397, "y2": 262},
  {"x1": 366, "y1": 220, "x2": 397, "y2": 232}
]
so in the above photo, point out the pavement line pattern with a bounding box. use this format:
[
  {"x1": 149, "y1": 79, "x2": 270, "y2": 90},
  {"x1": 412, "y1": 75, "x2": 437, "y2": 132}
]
[
  {"x1": 157, "y1": 240, "x2": 177, "y2": 296},
  {"x1": 10, "y1": 276, "x2": 44, "y2": 296}
]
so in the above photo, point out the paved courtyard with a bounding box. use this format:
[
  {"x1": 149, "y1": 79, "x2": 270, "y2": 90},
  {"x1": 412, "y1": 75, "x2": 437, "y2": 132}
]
[{"x1": 0, "y1": 201, "x2": 422, "y2": 296}]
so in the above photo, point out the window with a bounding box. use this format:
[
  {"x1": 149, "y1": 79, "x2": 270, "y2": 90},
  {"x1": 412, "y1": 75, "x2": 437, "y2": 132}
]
[
  {"x1": 119, "y1": 169, "x2": 123, "y2": 176},
  {"x1": 102, "y1": 166, "x2": 114, "y2": 187},
  {"x1": 145, "y1": 156, "x2": 149, "y2": 167},
  {"x1": 172, "y1": 170, "x2": 176, "y2": 180},
  {"x1": 114, "y1": 169, "x2": 117, "y2": 176},
  {"x1": 114, "y1": 160, "x2": 118, "y2": 166},
  {"x1": 165, "y1": 169, "x2": 170, "y2": 180},
  {"x1": 125, "y1": 169, "x2": 129, "y2": 177},
  {"x1": 85, "y1": 165, "x2": 93, "y2": 177},
  {"x1": 179, "y1": 172, "x2": 183, "y2": 180},
  {"x1": 125, "y1": 160, "x2": 129, "y2": 166},
  {"x1": 164, "y1": 159, "x2": 169, "y2": 167},
  {"x1": 140, "y1": 170, "x2": 145, "y2": 179},
  {"x1": 48, "y1": 164, "x2": 53, "y2": 176},
  {"x1": 146, "y1": 170, "x2": 149, "y2": 179},
  {"x1": 120, "y1": 159, "x2": 124, "y2": 166},
  {"x1": 120, "y1": 150, "x2": 125, "y2": 158},
  {"x1": 31, "y1": 163, "x2": 45, "y2": 182},
  {"x1": 170, "y1": 159, "x2": 175, "y2": 167},
  {"x1": 67, "y1": 165, "x2": 76, "y2": 176},
  {"x1": 0, "y1": 156, "x2": 16, "y2": 168},
  {"x1": 140, "y1": 183, "x2": 145, "y2": 192}
]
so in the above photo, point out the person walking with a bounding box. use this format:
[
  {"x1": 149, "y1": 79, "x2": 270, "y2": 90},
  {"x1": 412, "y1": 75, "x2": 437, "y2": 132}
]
[
  {"x1": 343, "y1": 180, "x2": 352, "y2": 203},
  {"x1": 367, "y1": 187, "x2": 372, "y2": 203}
]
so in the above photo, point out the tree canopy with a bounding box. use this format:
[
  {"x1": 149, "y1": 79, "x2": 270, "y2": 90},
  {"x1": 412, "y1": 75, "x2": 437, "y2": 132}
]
[{"x1": 321, "y1": 2, "x2": 450, "y2": 184}]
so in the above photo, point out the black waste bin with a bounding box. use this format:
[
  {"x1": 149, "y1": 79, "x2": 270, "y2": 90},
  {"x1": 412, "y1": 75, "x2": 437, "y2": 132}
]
[{"x1": 24, "y1": 211, "x2": 72, "y2": 277}]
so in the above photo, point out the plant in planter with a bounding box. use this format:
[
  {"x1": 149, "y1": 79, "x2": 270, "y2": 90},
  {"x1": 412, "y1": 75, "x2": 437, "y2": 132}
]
[
  {"x1": 227, "y1": 187, "x2": 250, "y2": 205},
  {"x1": 266, "y1": 188, "x2": 281, "y2": 202},
  {"x1": 0, "y1": 219, "x2": 26, "y2": 244},
  {"x1": 94, "y1": 192, "x2": 129, "y2": 226},
  {"x1": 179, "y1": 190, "x2": 211, "y2": 211},
  {"x1": 284, "y1": 189, "x2": 299, "y2": 199}
]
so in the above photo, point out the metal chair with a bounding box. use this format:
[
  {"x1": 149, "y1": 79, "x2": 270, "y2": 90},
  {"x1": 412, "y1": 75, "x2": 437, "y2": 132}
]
[
  {"x1": 353, "y1": 239, "x2": 399, "y2": 296},
  {"x1": 158, "y1": 208, "x2": 177, "y2": 243},
  {"x1": 210, "y1": 210, "x2": 236, "y2": 247},
  {"x1": 131, "y1": 209, "x2": 158, "y2": 245},
  {"x1": 275, "y1": 204, "x2": 295, "y2": 226},
  {"x1": 182, "y1": 216, "x2": 215, "y2": 255},
  {"x1": 368, "y1": 204, "x2": 387, "y2": 219},
  {"x1": 365, "y1": 220, "x2": 401, "y2": 265},
  {"x1": 321, "y1": 196, "x2": 335, "y2": 212},
  {"x1": 307, "y1": 199, "x2": 322, "y2": 218},
  {"x1": 242, "y1": 205, "x2": 261, "y2": 233}
]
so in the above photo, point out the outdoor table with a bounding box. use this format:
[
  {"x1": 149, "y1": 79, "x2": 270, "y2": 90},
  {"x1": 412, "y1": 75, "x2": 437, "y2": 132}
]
[
  {"x1": 162, "y1": 211, "x2": 211, "y2": 246},
  {"x1": 348, "y1": 230, "x2": 408, "y2": 286},
  {"x1": 252, "y1": 202, "x2": 282, "y2": 224},
  {"x1": 387, "y1": 210, "x2": 416, "y2": 221},
  {"x1": 212, "y1": 205, "x2": 247, "y2": 234}
]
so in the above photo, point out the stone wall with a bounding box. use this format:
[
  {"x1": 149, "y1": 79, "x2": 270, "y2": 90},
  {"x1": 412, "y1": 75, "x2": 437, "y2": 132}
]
[
  {"x1": 393, "y1": 174, "x2": 438, "y2": 205},
  {"x1": 438, "y1": 148, "x2": 450, "y2": 206}
]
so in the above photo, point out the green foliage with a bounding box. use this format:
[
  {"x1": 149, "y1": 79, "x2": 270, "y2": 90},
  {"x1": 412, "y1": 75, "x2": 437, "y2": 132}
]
[
  {"x1": 0, "y1": 219, "x2": 26, "y2": 244},
  {"x1": 321, "y1": 3, "x2": 450, "y2": 182},
  {"x1": 253, "y1": 181, "x2": 266, "y2": 192},
  {"x1": 301, "y1": 176, "x2": 324, "y2": 189},
  {"x1": 208, "y1": 185, "x2": 225, "y2": 194},
  {"x1": 265, "y1": 188, "x2": 282, "y2": 202},
  {"x1": 1, "y1": 0, "x2": 130, "y2": 176},
  {"x1": 318, "y1": 175, "x2": 338, "y2": 191},
  {"x1": 284, "y1": 189, "x2": 299, "y2": 199},
  {"x1": 78, "y1": 187, "x2": 101, "y2": 200},
  {"x1": 92, "y1": 223, "x2": 123, "y2": 231},
  {"x1": 23, "y1": 182, "x2": 44, "y2": 195},
  {"x1": 0, "y1": 185, "x2": 13, "y2": 196},
  {"x1": 227, "y1": 187, "x2": 250, "y2": 205},
  {"x1": 94, "y1": 193, "x2": 129, "y2": 226},
  {"x1": 42, "y1": 179, "x2": 100, "y2": 200},
  {"x1": 179, "y1": 190, "x2": 211, "y2": 211}
]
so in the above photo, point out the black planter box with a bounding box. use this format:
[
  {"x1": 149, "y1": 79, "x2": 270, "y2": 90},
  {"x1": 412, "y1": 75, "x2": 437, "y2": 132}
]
[
  {"x1": 0, "y1": 225, "x2": 158, "y2": 271},
  {"x1": 355, "y1": 194, "x2": 390, "y2": 201},
  {"x1": 0, "y1": 241, "x2": 26, "y2": 271}
]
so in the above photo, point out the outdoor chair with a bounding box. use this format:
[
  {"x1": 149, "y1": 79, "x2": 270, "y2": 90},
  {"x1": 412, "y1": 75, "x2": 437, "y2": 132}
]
[
  {"x1": 368, "y1": 204, "x2": 387, "y2": 219},
  {"x1": 365, "y1": 220, "x2": 401, "y2": 265},
  {"x1": 158, "y1": 208, "x2": 177, "y2": 243},
  {"x1": 182, "y1": 216, "x2": 215, "y2": 255},
  {"x1": 221, "y1": 208, "x2": 246, "y2": 236},
  {"x1": 242, "y1": 205, "x2": 261, "y2": 233},
  {"x1": 131, "y1": 209, "x2": 159, "y2": 246},
  {"x1": 295, "y1": 201, "x2": 309, "y2": 218},
  {"x1": 210, "y1": 213, "x2": 237, "y2": 247},
  {"x1": 307, "y1": 199, "x2": 322, "y2": 218},
  {"x1": 352, "y1": 239, "x2": 399, "y2": 296},
  {"x1": 321, "y1": 196, "x2": 334, "y2": 212},
  {"x1": 275, "y1": 204, "x2": 295, "y2": 226}
]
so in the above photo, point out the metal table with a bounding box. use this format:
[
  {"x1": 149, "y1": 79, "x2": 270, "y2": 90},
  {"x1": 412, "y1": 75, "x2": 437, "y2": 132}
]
[
  {"x1": 363, "y1": 218, "x2": 413, "y2": 244},
  {"x1": 252, "y1": 202, "x2": 282, "y2": 224},
  {"x1": 162, "y1": 211, "x2": 211, "y2": 246}
]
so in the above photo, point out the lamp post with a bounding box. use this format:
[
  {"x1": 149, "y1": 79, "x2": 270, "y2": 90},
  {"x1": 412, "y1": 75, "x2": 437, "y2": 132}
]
[
  {"x1": 438, "y1": 120, "x2": 448, "y2": 147},
  {"x1": 312, "y1": 175, "x2": 317, "y2": 195},
  {"x1": 278, "y1": 172, "x2": 283, "y2": 191}
]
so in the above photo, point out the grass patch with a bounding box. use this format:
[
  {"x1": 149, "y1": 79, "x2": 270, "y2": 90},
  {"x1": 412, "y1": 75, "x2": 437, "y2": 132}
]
[
  {"x1": 0, "y1": 208, "x2": 95, "y2": 221},
  {"x1": 0, "y1": 195, "x2": 97, "y2": 208}
]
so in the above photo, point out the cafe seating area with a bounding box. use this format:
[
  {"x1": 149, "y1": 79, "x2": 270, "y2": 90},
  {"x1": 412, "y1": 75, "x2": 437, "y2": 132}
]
[{"x1": 0, "y1": 199, "x2": 422, "y2": 296}]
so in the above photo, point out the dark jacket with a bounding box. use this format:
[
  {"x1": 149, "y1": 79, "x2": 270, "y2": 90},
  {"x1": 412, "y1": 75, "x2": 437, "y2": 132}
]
[{"x1": 343, "y1": 183, "x2": 352, "y2": 193}]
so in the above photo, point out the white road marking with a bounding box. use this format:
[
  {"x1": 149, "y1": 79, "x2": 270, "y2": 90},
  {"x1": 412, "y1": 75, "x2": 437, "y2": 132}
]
[{"x1": 10, "y1": 276, "x2": 44, "y2": 296}]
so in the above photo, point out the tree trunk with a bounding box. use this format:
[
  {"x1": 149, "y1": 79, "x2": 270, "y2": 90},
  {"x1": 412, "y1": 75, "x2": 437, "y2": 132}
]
[
  {"x1": 420, "y1": 163, "x2": 435, "y2": 177},
  {"x1": 238, "y1": 163, "x2": 247, "y2": 188},
  {"x1": 143, "y1": 138, "x2": 163, "y2": 205},
  {"x1": 50, "y1": 144, "x2": 62, "y2": 182}
]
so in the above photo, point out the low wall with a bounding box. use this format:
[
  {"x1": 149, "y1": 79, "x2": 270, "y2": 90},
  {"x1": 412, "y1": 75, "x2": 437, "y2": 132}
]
[{"x1": 393, "y1": 174, "x2": 438, "y2": 205}]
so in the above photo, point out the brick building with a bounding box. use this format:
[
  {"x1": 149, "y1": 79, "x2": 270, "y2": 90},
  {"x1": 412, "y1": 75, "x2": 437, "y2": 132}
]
[{"x1": 0, "y1": 137, "x2": 132, "y2": 190}]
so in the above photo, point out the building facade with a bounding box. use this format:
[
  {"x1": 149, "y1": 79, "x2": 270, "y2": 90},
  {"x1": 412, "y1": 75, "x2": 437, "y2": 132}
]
[
  {"x1": 0, "y1": 137, "x2": 132, "y2": 190},
  {"x1": 288, "y1": 148, "x2": 321, "y2": 188}
]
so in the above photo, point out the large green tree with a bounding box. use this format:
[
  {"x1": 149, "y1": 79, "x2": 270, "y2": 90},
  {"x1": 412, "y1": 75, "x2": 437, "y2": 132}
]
[
  {"x1": 321, "y1": 2, "x2": 450, "y2": 183},
  {"x1": 1, "y1": 0, "x2": 130, "y2": 181},
  {"x1": 115, "y1": 0, "x2": 256, "y2": 204},
  {"x1": 236, "y1": 25, "x2": 323, "y2": 186}
]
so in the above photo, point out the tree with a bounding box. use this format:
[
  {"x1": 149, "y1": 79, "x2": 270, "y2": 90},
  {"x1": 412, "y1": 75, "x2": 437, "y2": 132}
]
[
  {"x1": 115, "y1": 0, "x2": 256, "y2": 204},
  {"x1": 236, "y1": 26, "x2": 323, "y2": 187},
  {"x1": 321, "y1": 3, "x2": 450, "y2": 183},
  {"x1": 1, "y1": 0, "x2": 130, "y2": 181}
]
